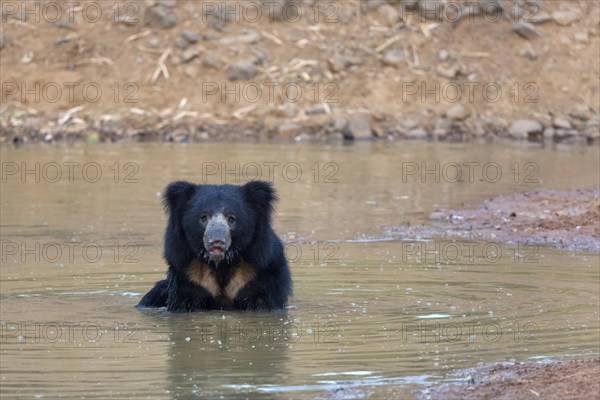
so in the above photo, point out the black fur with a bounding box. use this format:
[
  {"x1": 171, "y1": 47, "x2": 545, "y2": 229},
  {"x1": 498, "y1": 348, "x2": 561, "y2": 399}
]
[{"x1": 136, "y1": 180, "x2": 292, "y2": 312}]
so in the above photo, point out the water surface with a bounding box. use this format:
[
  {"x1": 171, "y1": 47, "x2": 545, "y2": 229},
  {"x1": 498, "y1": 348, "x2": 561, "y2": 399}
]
[{"x1": 1, "y1": 142, "x2": 599, "y2": 398}]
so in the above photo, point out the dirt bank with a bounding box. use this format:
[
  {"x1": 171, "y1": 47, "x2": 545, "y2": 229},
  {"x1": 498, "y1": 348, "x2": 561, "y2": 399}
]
[
  {"x1": 420, "y1": 359, "x2": 600, "y2": 400},
  {"x1": 393, "y1": 188, "x2": 600, "y2": 252},
  {"x1": 1, "y1": 0, "x2": 599, "y2": 144}
]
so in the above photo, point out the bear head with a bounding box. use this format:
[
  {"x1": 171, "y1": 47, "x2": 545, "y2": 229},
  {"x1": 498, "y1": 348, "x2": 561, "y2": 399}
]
[{"x1": 163, "y1": 180, "x2": 277, "y2": 268}]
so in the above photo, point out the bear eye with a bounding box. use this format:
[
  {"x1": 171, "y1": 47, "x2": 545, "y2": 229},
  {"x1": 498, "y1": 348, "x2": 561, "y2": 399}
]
[
  {"x1": 200, "y1": 215, "x2": 208, "y2": 224},
  {"x1": 227, "y1": 215, "x2": 235, "y2": 224}
]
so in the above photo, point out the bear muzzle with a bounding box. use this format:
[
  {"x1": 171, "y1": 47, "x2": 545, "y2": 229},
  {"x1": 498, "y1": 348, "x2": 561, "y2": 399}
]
[{"x1": 203, "y1": 214, "x2": 231, "y2": 264}]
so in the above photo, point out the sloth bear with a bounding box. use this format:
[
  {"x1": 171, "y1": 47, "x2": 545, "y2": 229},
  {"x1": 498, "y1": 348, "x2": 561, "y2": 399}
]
[{"x1": 137, "y1": 180, "x2": 291, "y2": 312}]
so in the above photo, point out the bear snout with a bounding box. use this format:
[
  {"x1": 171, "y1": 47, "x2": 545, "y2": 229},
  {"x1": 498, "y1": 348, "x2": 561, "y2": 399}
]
[{"x1": 203, "y1": 214, "x2": 231, "y2": 264}]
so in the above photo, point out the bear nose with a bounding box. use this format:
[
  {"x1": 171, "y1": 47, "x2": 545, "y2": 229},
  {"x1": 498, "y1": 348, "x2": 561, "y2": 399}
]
[{"x1": 210, "y1": 240, "x2": 225, "y2": 247}]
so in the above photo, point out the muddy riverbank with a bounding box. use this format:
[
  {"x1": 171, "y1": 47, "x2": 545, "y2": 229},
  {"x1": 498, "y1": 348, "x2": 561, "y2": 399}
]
[
  {"x1": 393, "y1": 188, "x2": 600, "y2": 252},
  {"x1": 1, "y1": 1, "x2": 599, "y2": 145},
  {"x1": 421, "y1": 359, "x2": 600, "y2": 400}
]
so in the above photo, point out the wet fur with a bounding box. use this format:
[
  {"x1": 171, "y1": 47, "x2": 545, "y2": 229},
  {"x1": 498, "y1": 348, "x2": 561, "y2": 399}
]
[{"x1": 137, "y1": 181, "x2": 292, "y2": 312}]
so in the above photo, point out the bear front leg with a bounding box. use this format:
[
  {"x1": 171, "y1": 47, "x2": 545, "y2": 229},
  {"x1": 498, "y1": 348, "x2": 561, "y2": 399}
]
[
  {"x1": 166, "y1": 277, "x2": 216, "y2": 313},
  {"x1": 233, "y1": 276, "x2": 288, "y2": 311},
  {"x1": 137, "y1": 279, "x2": 169, "y2": 308}
]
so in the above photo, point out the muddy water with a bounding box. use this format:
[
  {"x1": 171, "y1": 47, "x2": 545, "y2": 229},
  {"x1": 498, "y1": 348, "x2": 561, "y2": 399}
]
[{"x1": 1, "y1": 142, "x2": 598, "y2": 399}]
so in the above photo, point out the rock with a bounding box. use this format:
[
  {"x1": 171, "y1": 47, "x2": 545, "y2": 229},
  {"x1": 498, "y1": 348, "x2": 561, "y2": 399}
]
[
  {"x1": 552, "y1": 10, "x2": 579, "y2": 26},
  {"x1": 343, "y1": 117, "x2": 372, "y2": 140},
  {"x1": 574, "y1": 32, "x2": 590, "y2": 43},
  {"x1": 251, "y1": 48, "x2": 269, "y2": 65},
  {"x1": 535, "y1": 113, "x2": 553, "y2": 128},
  {"x1": 21, "y1": 51, "x2": 33, "y2": 64},
  {"x1": 147, "y1": 38, "x2": 160, "y2": 48},
  {"x1": 219, "y1": 30, "x2": 262, "y2": 45},
  {"x1": 145, "y1": 5, "x2": 179, "y2": 29},
  {"x1": 183, "y1": 65, "x2": 198, "y2": 78},
  {"x1": 543, "y1": 128, "x2": 555, "y2": 140},
  {"x1": 404, "y1": 0, "x2": 419, "y2": 10},
  {"x1": 584, "y1": 118, "x2": 600, "y2": 139},
  {"x1": 264, "y1": 0, "x2": 300, "y2": 22},
  {"x1": 435, "y1": 118, "x2": 452, "y2": 130},
  {"x1": 513, "y1": 22, "x2": 539, "y2": 39},
  {"x1": 509, "y1": 119, "x2": 543, "y2": 138},
  {"x1": 306, "y1": 104, "x2": 328, "y2": 115},
  {"x1": 553, "y1": 117, "x2": 572, "y2": 130},
  {"x1": 202, "y1": 54, "x2": 223, "y2": 69},
  {"x1": 520, "y1": 47, "x2": 537, "y2": 60},
  {"x1": 174, "y1": 36, "x2": 188, "y2": 49},
  {"x1": 158, "y1": 0, "x2": 177, "y2": 7},
  {"x1": 328, "y1": 54, "x2": 349, "y2": 73},
  {"x1": 378, "y1": 4, "x2": 399, "y2": 27},
  {"x1": 438, "y1": 49, "x2": 450, "y2": 62},
  {"x1": 401, "y1": 119, "x2": 419, "y2": 131},
  {"x1": 363, "y1": 0, "x2": 386, "y2": 12},
  {"x1": 480, "y1": 0, "x2": 503, "y2": 16},
  {"x1": 436, "y1": 65, "x2": 459, "y2": 79},
  {"x1": 555, "y1": 129, "x2": 578, "y2": 139},
  {"x1": 405, "y1": 128, "x2": 428, "y2": 138},
  {"x1": 0, "y1": 35, "x2": 5, "y2": 50},
  {"x1": 419, "y1": 0, "x2": 442, "y2": 19},
  {"x1": 180, "y1": 47, "x2": 203, "y2": 63},
  {"x1": 569, "y1": 104, "x2": 592, "y2": 121},
  {"x1": 277, "y1": 122, "x2": 301, "y2": 138},
  {"x1": 330, "y1": 117, "x2": 348, "y2": 132},
  {"x1": 428, "y1": 211, "x2": 448, "y2": 221},
  {"x1": 528, "y1": 11, "x2": 552, "y2": 24},
  {"x1": 181, "y1": 30, "x2": 200, "y2": 44},
  {"x1": 382, "y1": 49, "x2": 406, "y2": 67},
  {"x1": 226, "y1": 60, "x2": 258, "y2": 81},
  {"x1": 446, "y1": 104, "x2": 470, "y2": 121}
]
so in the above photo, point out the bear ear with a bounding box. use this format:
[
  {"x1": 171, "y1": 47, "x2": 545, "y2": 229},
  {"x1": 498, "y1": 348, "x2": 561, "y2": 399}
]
[
  {"x1": 162, "y1": 181, "x2": 197, "y2": 213},
  {"x1": 243, "y1": 180, "x2": 278, "y2": 214}
]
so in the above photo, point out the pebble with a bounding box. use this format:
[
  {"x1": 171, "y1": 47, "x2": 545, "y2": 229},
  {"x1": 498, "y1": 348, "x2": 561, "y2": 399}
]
[
  {"x1": 574, "y1": 32, "x2": 590, "y2": 43},
  {"x1": 382, "y1": 49, "x2": 406, "y2": 67},
  {"x1": 306, "y1": 104, "x2": 328, "y2": 115},
  {"x1": 552, "y1": 10, "x2": 579, "y2": 26},
  {"x1": 343, "y1": 117, "x2": 372, "y2": 140},
  {"x1": 378, "y1": 4, "x2": 399, "y2": 27},
  {"x1": 328, "y1": 54, "x2": 350, "y2": 73},
  {"x1": 401, "y1": 119, "x2": 419, "y2": 131},
  {"x1": 180, "y1": 47, "x2": 203, "y2": 63},
  {"x1": 428, "y1": 211, "x2": 448, "y2": 222},
  {"x1": 405, "y1": 128, "x2": 428, "y2": 138},
  {"x1": 528, "y1": 11, "x2": 553, "y2": 24},
  {"x1": 553, "y1": 117, "x2": 572, "y2": 130},
  {"x1": 520, "y1": 47, "x2": 537, "y2": 60},
  {"x1": 202, "y1": 54, "x2": 223, "y2": 69},
  {"x1": 220, "y1": 30, "x2": 262, "y2": 45},
  {"x1": 277, "y1": 122, "x2": 301, "y2": 138},
  {"x1": 438, "y1": 49, "x2": 450, "y2": 62},
  {"x1": 446, "y1": 104, "x2": 470, "y2": 121},
  {"x1": 147, "y1": 38, "x2": 160, "y2": 48},
  {"x1": 174, "y1": 36, "x2": 188, "y2": 49},
  {"x1": 509, "y1": 119, "x2": 543, "y2": 139},
  {"x1": 569, "y1": 104, "x2": 592, "y2": 121},
  {"x1": 436, "y1": 65, "x2": 459, "y2": 79},
  {"x1": 513, "y1": 22, "x2": 539, "y2": 39},
  {"x1": 226, "y1": 60, "x2": 258, "y2": 81},
  {"x1": 330, "y1": 117, "x2": 348, "y2": 132},
  {"x1": 145, "y1": 5, "x2": 179, "y2": 29},
  {"x1": 181, "y1": 30, "x2": 200, "y2": 44}
]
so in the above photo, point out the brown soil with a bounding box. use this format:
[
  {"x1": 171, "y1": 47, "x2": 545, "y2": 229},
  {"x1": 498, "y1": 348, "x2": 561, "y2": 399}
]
[
  {"x1": 421, "y1": 359, "x2": 600, "y2": 400},
  {"x1": 1, "y1": 1, "x2": 599, "y2": 144},
  {"x1": 394, "y1": 188, "x2": 600, "y2": 252}
]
